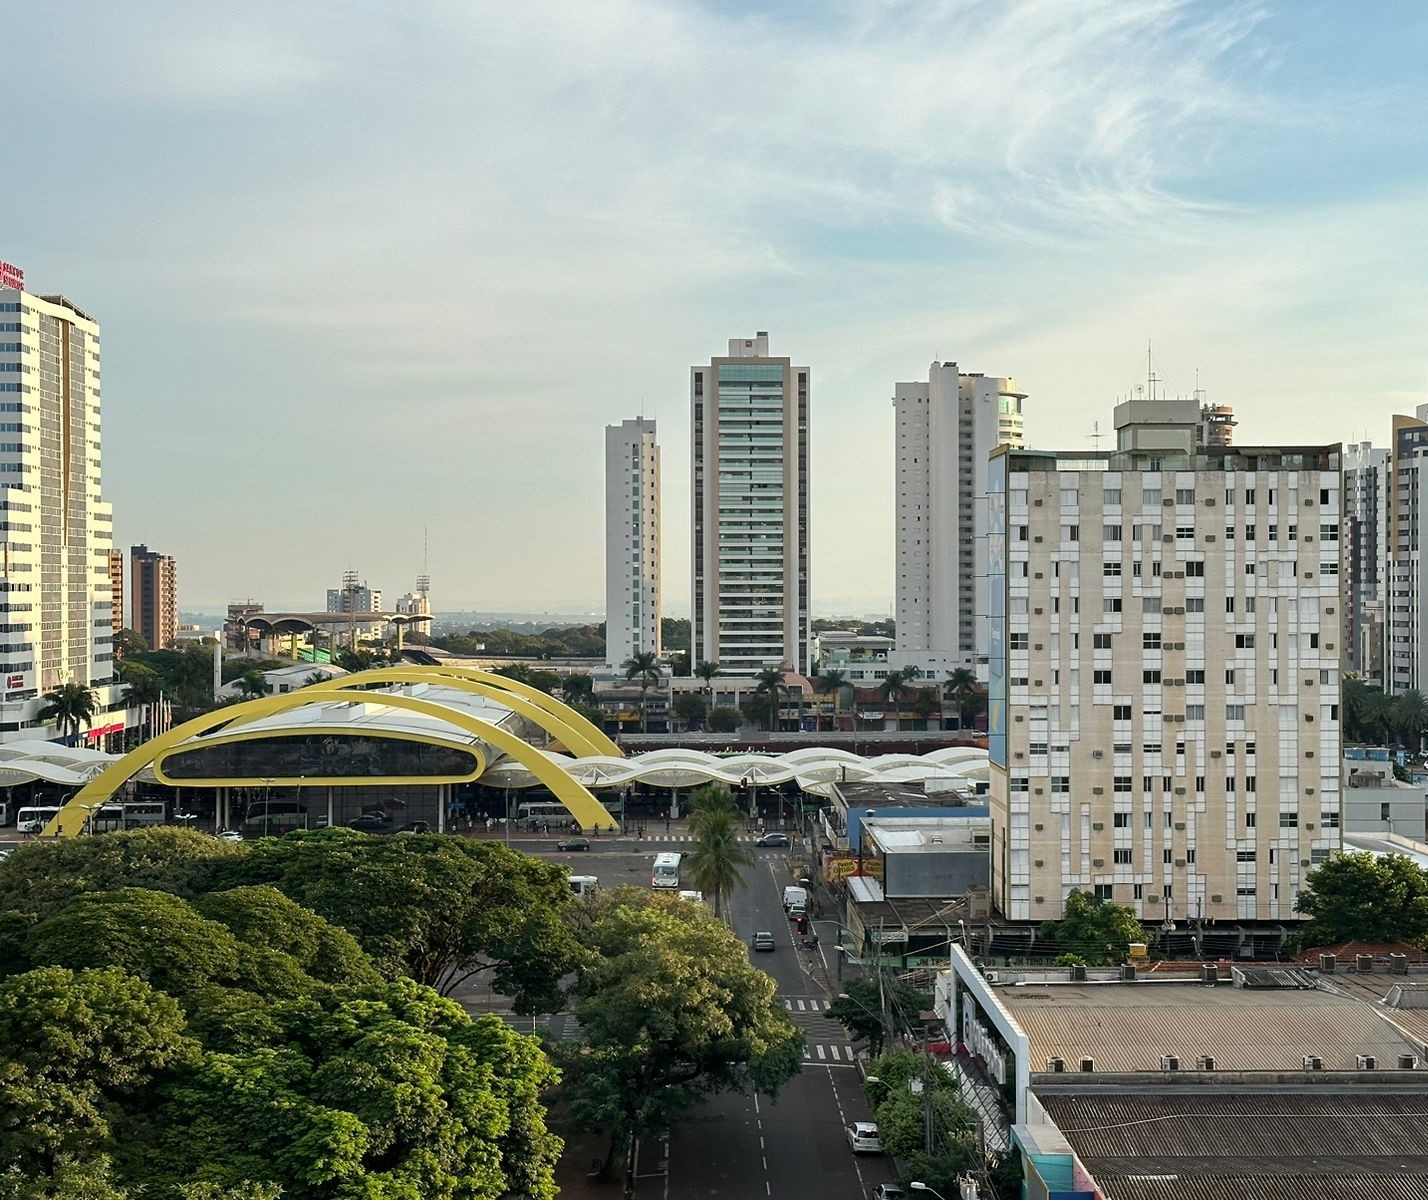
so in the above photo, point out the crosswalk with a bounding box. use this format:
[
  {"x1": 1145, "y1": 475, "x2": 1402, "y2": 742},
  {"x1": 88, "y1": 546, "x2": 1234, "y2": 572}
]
[
  {"x1": 784, "y1": 997, "x2": 833, "y2": 1012},
  {"x1": 630, "y1": 833, "x2": 781, "y2": 844},
  {"x1": 804, "y1": 1042, "x2": 858, "y2": 1063},
  {"x1": 783, "y1": 995, "x2": 857, "y2": 1065}
]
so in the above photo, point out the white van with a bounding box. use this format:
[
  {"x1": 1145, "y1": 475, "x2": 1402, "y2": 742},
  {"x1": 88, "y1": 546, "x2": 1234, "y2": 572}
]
[
  {"x1": 677, "y1": 890, "x2": 705, "y2": 905},
  {"x1": 783, "y1": 885, "x2": 808, "y2": 915},
  {"x1": 569, "y1": 875, "x2": 599, "y2": 898}
]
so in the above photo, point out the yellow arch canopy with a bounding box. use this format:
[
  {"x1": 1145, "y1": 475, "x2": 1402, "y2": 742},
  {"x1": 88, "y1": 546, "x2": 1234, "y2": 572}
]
[
  {"x1": 41, "y1": 686, "x2": 619, "y2": 838},
  {"x1": 229, "y1": 668, "x2": 610, "y2": 760}
]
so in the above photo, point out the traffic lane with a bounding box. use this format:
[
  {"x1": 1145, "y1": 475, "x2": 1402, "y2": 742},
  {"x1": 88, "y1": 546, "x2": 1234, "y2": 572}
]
[
  {"x1": 762, "y1": 1067, "x2": 897, "y2": 1200},
  {"x1": 664, "y1": 1084, "x2": 767, "y2": 1199},
  {"x1": 728, "y1": 857, "x2": 819, "y2": 995}
]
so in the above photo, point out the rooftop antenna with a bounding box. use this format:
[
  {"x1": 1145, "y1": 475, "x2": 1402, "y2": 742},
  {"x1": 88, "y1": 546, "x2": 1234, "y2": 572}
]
[
  {"x1": 1146, "y1": 339, "x2": 1160, "y2": 403},
  {"x1": 342, "y1": 568, "x2": 359, "y2": 648},
  {"x1": 1193, "y1": 367, "x2": 1205, "y2": 406},
  {"x1": 1088, "y1": 419, "x2": 1105, "y2": 451},
  {"x1": 417, "y1": 527, "x2": 430, "y2": 599}
]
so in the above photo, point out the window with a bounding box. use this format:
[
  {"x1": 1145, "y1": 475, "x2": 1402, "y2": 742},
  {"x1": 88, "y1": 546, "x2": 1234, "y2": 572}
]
[
  {"x1": 1113, "y1": 812, "x2": 1131, "y2": 828},
  {"x1": 1187, "y1": 848, "x2": 1197, "y2": 864},
  {"x1": 1225, "y1": 669, "x2": 1236, "y2": 685},
  {"x1": 1104, "y1": 598, "x2": 1122, "y2": 613},
  {"x1": 1105, "y1": 489, "x2": 1122, "y2": 505},
  {"x1": 1113, "y1": 705, "x2": 1133, "y2": 721},
  {"x1": 1186, "y1": 597, "x2": 1205, "y2": 613},
  {"x1": 1235, "y1": 634, "x2": 1255, "y2": 649},
  {"x1": 1093, "y1": 669, "x2": 1113, "y2": 685},
  {"x1": 1009, "y1": 633, "x2": 1028, "y2": 650},
  {"x1": 1245, "y1": 488, "x2": 1255, "y2": 504},
  {"x1": 1176, "y1": 525, "x2": 1195, "y2": 541},
  {"x1": 1245, "y1": 812, "x2": 1257, "y2": 828},
  {"x1": 1113, "y1": 775, "x2": 1133, "y2": 793},
  {"x1": 1226, "y1": 597, "x2": 1236, "y2": 614},
  {"x1": 1143, "y1": 488, "x2": 1162, "y2": 506},
  {"x1": 1143, "y1": 670, "x2": 1162, "y2": 684},
  {"x1": 1051, "y1": 776, "x2": 1070, "y2": 793},
  {"x1": 1093, "y1": 633, "x2": 1113, "y2": 650},
  {"x1": 1113, "y1": 849, "x2": 1133, "y2": 865},
  {"x1": 1143, "y1": 633, "x2": 1161, "y2": 650},
  {"x1": 1279, "y1": 812, "x2": 1298, "y2": 828},
  {"x1": 1061, "y1": 488, "x2": 1078, "y2": 506},
  {"x1": 1010, "y1": 776, "x2": 1029, "y2": 793},
  {"x1": 1186, "y1": 704, "x2": 1205, "y2": 721},
  {"x1": 1104, "y1": 560, "x2": 1122, "y2": 577},
  {"x1": 1143, "y1": 596, "x2": 1161, "y2": 614},
  {"x1": 1104, "y1": 524, "x2": 1123, "y2": 542},
  {"x1": 1185, "y1": 560, "x2": 1204, "y2": 577},
  {"x1": 1134, "y1": 883, "x2": 1145, "y2": 900},
  {"x1": 1061, "y1": 525, "x2": 1079, "y2": 543},
  {"x1": 1236, "y1": 850, "x2": 1257, "y2": 863},
  {"x1": 1321, "y1": 809, "x2": 1340, "y2": 828},
  {"x1": 1163, "y1": 848, "x2": 1174, "y2": 864},
  {"x1": 1094, "y1": 883, "x2": 1114, "y2": 900},
  {"x1": 1016, "y1": 524, "x2": 1028, "y2": 541},
  {"x1": 1176, "y1": 488, "x2": 1195, "y2": 504},
  {"x1": 1226, "y1": 775, "x2": 1237, "y2": 792},
  {"x1": 1237, "y1": 886, "x2": 1257, "y2": 898},
  {"x1": 1226, "y1": 704, "x2": 1246, "y2": 720},
  {"x1": 1186, "y1": 670, "x2": 1205, "y2": 684},
  {"x1": 1245, "y1": 524, "x2": 1256, "y2": 539}
]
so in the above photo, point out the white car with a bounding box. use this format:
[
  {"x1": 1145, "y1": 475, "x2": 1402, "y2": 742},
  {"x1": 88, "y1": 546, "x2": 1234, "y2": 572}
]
[
  {"x1": 216, "y1": 830, "x2": 244, "y2": 843},
  {"x1": 846, "y1": 1121, "x2": 882, "y2": 1154}
]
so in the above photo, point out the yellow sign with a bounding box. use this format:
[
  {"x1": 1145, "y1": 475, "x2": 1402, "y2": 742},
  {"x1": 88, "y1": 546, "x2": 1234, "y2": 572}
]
[{"x1": 824, "y1": 856, "x2": 885, "y2": 884}]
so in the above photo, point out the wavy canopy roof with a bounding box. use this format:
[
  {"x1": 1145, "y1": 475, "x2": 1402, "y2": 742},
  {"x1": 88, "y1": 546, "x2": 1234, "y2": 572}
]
[
  {"x1": 0, "y1": 740, "x2": 123, "y2": 789},
  {"x1": 482, "y1": 745, "x2": 989, "y2": 795}
]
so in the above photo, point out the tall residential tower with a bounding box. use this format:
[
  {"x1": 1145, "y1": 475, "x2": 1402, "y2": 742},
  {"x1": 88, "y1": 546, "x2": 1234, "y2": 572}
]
[
  {"x1": 987, "y1": 399, "x2": 1342, "y2": 925},
  {"x1": 0, "y1": 267, "x2": 123, "y2": 741},
  {"x1": 691, "y1": 333, "x2": 809, "y2": 675},
  {"x1": 1342, "y1": 442, "x2": 1388, "y2": 684},
  {"x1": 893, "y1": 363, "x2": 1025, "y2": 679},
  {"x1": 130, "y1": 544, "x2": 178, "y2": 651},
  {"x1": 604, "y1": 417, "x2": 661, "y2": 668},
  {"x1": 1387, "y1": 408, "x2": 1428, "y2": 695}
]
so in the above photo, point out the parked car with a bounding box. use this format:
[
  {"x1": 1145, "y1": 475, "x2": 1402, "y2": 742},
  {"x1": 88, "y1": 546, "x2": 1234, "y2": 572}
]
[
  {"x1": 215, "y1": 830, "x2": 244, "y2": 843},
  {"x1": 395, "y1": 821, "x2": 430, "y2": 834},
  {"x1": 846, "y1": 1122, "x2": 882, "y2": 1154},
  {"x1": 751, "y1": 930, "x2": 776, "y2": 953},
  {"x1": 557, "y1": 837, "x2": 591, "y2": 852},
  {"x1": 870, "y1": 1185, "x2": 906, "y2": 1200},
  {"x1": 348, "y1": 813, "x2": 392, "y2": 832},
  {"x1": 756, "y1": 832, "x2": 790, "y2": 847}
]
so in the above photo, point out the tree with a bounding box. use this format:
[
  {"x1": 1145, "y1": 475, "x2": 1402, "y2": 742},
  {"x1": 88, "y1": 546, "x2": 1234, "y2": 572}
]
[
  {"x1": 119, "y1": 662, "x2": 164, "y2": 740},
  {"x1": 1296, "y1": 851, "x2": 1428, "y2": 946},
  {"x1": 227, "y1": 829, "x2": 584, "y2": 1012},
  {"x1": 165, "y1": 646, "x2": 216, "y2": 715},
  {"x1": 815, "y1": 668, "x2": 848, "y2": 732},
  {"x1": 708, "y1": 706, "x2": 741, "y2": 732},
  {"x1": 682, "y1": 788, "x2": 754, "y2": 918},
  {"x1": 753, "y1": 667, "x2": 785, "y2": 732},
  {"x1": 669, "y1": 651, "x2": 691, "y2": 678},
  {"x1": 694, "y1": 659, "x2": 720, "y2": 692},
  {"x1": 561, "y1": 672, "x2": 595, "y2": 707},
  {"x1": 827, "y1": 978, "x2": 930, "y2": 1058},
  {"x1": 112, "y1": 627, "x2": 149, "y2": 660},
  {"x1": 879, "y1": 669, "x2": 911, "y2": 731},
  {"x1": 862, "y1": 1050, "x2": 977, "y2": 1192},
  {"x1": 1037, "y1": 890, "x2": 1146, "y2": 965},
  {"x1": 943, "y1": 667, "x2": 979, "y2": 731},
  {"x1": 660, "y1": 616, "x2": 691, "y2": 656},
  {"x1": 672, "y1": 691, "x2": 708, "y2": 731},
  {"x1": 234, "y1": 670, "x2": 268, "y2": 699},
  {"x1": 559, "y1": 889, "x2": 803, "y2": 1176},
  {"x1": 333, "y1": 648, "x2": 374, "y2": 673},
  {"x1": 38, "y1": 681, "x2": 98, "y2": 744},
  {"x1": 1396, "y1": 689, "x2": 1428, "y2": 752},
  {"x1": 622, "y1": 651, "x2": 661, "y2": 733}
]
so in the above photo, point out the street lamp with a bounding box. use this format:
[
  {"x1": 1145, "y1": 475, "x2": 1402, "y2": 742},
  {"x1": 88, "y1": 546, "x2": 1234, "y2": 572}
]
[{"x1": 909, "y1": 1185, "x2": 946, "y2": 1199}]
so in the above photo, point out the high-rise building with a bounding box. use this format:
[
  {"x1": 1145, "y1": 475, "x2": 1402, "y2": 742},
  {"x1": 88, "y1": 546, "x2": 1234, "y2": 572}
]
[
  {"x1": 0, "y1": 267, "x2": 124, "y2": 741},
  {"x1": 986, "y1": 399, "x2": 1342, "y2": 925},
  {"x1": 892, "y1": 363, "x2": 1025, "y2": 679},
  {"x1": 1342, "y1": 441, "x2": 1389, "y2": 684},
  {"x1": 1196, "y1": 401, "x2": 1236, "y2": 447},
  {"x1": 107, "y1": 549, "x2": 125, "y2": 635},
  {"x1": 691, "y1": 333, "x2": 809, "y2": 675},
  {"x1": 130, "y1": 545, "x2": 178, "y2": 651},
  {"x1": 327, "y1": 572, "x2": 384, "y2": 642},
  {"x1": 1387, "y1": 408, "x2": 1428, "y2": 695},
  {"x1": 605, "y1": 417, "x2": 661, "y2": 668}
]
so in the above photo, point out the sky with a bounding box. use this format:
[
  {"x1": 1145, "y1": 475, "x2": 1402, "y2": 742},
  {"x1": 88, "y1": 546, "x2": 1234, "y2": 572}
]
[{"x1": 5, "y1": 1, "x2": 1427, "y2": 616}]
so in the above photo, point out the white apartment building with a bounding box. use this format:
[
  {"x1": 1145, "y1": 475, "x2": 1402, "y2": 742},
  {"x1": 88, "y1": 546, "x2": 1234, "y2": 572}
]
[
  {"x1": 691, "y1": 333, "x2": 810, "y2": 675},
  {"x1": 326, "y1": 575, "x2": 384, "y2": 640},
  {"x1": 987, "y1": 399, "x2": 1342, "y2": 925},
  {"x1": 604, "y1": 417, "x2": 661, "y2": 667},
  {"x1": 0, "y1": 272, "x2": 126, "y2": 744},
  {"x1": 1343, "y1": 441, "x2": 1388, "y2": 684},
  {"x1": 893, "y1": 363, "x2": 1025, "y2": 680},
  {"x1": 1388, "y1": 408, "x2": 1428, "y2": 694}
]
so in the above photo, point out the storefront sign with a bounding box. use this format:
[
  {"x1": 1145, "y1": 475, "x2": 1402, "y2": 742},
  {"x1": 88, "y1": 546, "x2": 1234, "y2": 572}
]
[{"x1": 0, "y1": 261, "x2": 23, "y2": 291}]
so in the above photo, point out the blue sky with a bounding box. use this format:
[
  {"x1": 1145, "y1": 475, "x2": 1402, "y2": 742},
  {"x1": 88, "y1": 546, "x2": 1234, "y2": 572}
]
[{"x1": 5, "y1": 1, "x2": 1426, "y2": 614}]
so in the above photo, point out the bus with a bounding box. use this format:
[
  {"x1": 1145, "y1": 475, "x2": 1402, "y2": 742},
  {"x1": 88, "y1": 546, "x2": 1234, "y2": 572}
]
[
  {"x1": 122, "y1": 801, "x2": 168, "y2": 828},
  {"x1": 517, "y1": 802, "x2": 570, "y2": 823},
  {"x1": 16, "y1": 806, "x2": 61, "y2": 835},
  {"x1": 651, "y1": 851, "x2": 681, "y2": 890}
]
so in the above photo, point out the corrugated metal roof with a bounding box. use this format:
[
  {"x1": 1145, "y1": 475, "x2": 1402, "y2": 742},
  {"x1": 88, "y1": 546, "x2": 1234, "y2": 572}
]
[
  {"x1": 1008, "y1": 984, "x2": 1420, "y2": 1071},
  {"x1": 1102, "y1": 1174, "x2": 1428, "y2": 1200}
]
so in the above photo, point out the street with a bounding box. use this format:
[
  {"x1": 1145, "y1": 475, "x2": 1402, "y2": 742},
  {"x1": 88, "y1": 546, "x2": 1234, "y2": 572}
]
[{"x1": 520, "y1": 835, "x2": 898, "y2": 1200}]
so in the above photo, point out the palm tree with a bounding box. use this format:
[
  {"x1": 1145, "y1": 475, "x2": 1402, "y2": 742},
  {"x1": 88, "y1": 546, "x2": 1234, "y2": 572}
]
[
  {"x1": 622, "y1": 651, "x2": 661, "y2": 733},
  {"x1": 816, "y1": 668, "x2": 848, "y2": 732},
  {"x1": 236, "y1": 670, "x2": 269, "y2": 699},
  {"x1": 684, "y1": 787, "x2": 754, "y2": 919},
  {"x1": 695, "y1": 659, "x2": 720, "y2": 693},
  {"x1": 943, "y1": 667, "x2": 979, "y2": 731},
  {"x1": 562, "y1": 672, "x2": 595, "y2": 707},
  {"x1": 120, "y1": 664, "x2": 163, "y2": 741},
  {"x1": 39, "y1": 681, "x2": 99, "y2": 744},
  {"x1": 1396, "y1": 689, "x2": 1428, "y2": 752},
  {"x1": 753, "y1": 667, "x2": 786, "y2": 733},
  {"x1": 879, "y1": 669, "x2": 910, "y2": 731}
]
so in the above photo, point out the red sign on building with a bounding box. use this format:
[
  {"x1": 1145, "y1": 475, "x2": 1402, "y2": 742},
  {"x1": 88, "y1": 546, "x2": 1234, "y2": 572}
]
[{"x1": 0, "y1": 261, "x2": 22, "y2": 291}]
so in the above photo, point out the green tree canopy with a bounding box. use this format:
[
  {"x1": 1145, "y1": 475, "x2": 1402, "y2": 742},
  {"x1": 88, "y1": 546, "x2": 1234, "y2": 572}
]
[
  {"x1": 828, "y1": 978, "x2": 931, "y2": 1058},
  {"x1": 1296, "y1": 851, "x2": 1428, "y2": 946},
  {"x1": 708, "y1": 705, "x2": 741, "y2": 732},
  {"x1": 672, "y1": 691, "x2": 708, "y2": 729},
  {"x1": 1037, "y1": 889, "x2": 1146, "y2": 965},
  {"x1": 559, "y1": 888, "x2": 803, "y2": 1173},
  {"x1": 682, "y1": 788, "x2": 753, "y2": 918},
  {"x1": 225, "y1": 829, "x2": 583, "y2": 1011}
]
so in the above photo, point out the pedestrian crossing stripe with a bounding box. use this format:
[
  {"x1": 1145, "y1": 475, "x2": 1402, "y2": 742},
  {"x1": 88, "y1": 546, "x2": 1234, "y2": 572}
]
[
  {"x1": 631, "y1": 834, "x2": 773, "y2": 843},
  {"x1": 783, "y1": 998, "x2": 832, "y2": 1011},
  {"x1": 804, "y1": 1044, "x2": 856, "y2": 1062}
]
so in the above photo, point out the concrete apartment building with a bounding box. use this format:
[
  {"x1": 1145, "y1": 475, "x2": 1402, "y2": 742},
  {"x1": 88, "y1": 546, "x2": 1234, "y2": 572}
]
[
  {"x1": 107, "y1": 549, "x2": 124, "y2": 635},
  {"x1": 986, "y1": 398, "x2": 1342, "y2": 925},
  {"x1": 691, "y1": 332, "x2": 809, "y2": 675},
  {"x1": 892, "y1": 363, "x2": 1025, "y2": 680},
  {"x1": 327, "y1": 573, "x2": 384, "y2": 640},
  {"x1": 1343, "y1": 441, "x2": 1389, "y2": 684},
  {"x1": 0, "y1": 267, "x2": 125, "y2": 741},
  {"x1": 604, "y1": 417, "x2": 661, "y2": 668},
  {"x1": 1387, "y1": 407, "x2": 1428, "y2": 694},
  {"x1": 130, "y1": 544, "x2": 178, "y2": 651}
]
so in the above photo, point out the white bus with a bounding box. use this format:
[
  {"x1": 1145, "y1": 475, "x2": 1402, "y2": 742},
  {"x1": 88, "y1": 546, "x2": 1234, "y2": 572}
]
[
  {"x1": 651, "y1": 851, "x2": 681, "y2": 890},
  {"x1": 122, "y1": 801, "x2": 168, "y2": 828},
  {"x1": 517, "y1": 802, "x2": 570, "y2": 823},
  {"x1": 16, "y1": 806, "x2": 61, "y2": 835}
]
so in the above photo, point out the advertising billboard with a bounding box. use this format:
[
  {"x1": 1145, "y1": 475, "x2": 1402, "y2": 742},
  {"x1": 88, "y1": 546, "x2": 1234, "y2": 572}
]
[{"x1": 0, "y1": 261, "x2": 23, "y2": 291}]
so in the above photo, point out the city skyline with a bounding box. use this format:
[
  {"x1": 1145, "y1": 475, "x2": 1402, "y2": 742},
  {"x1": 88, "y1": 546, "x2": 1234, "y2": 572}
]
[{"x1": 5, "y1": 2, "x2": 1426, "y2": 610}]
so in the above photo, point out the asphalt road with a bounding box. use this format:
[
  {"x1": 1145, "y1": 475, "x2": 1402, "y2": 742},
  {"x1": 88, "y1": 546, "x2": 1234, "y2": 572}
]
[{"x1": 529, "y1": 839, "x2": 897, "y2": 1200}]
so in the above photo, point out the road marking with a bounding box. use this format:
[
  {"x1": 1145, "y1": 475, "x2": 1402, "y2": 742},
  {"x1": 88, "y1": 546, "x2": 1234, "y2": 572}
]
[{"x1": 816, "y1": 1044, "x2": 827, "y2": 1060}]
